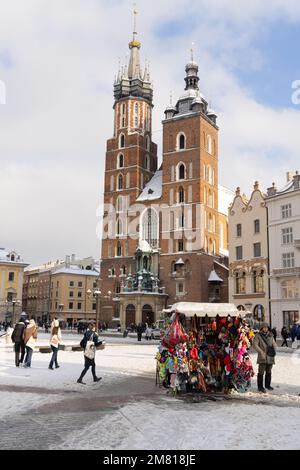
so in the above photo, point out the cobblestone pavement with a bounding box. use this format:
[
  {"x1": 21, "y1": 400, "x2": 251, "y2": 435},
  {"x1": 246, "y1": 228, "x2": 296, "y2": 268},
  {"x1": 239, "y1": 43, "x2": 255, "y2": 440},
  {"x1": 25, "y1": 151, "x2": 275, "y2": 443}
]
[{"x1": 0, "y1": 375, "x2": 162, "y2": 450}]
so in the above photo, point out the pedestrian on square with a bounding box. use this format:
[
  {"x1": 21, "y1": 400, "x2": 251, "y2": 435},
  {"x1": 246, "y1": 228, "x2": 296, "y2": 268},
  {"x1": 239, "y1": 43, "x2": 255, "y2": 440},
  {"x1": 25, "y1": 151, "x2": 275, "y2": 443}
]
[
  {"x1": 11, "y1": 317, "x2": 27, "y2": 367},
  {"x1": 77, "y1": 322, "x2": 103, "y2": 385},
  {"x1": 281, "y1": 326, "x2": 289, "y2": 347},
  {"x1": 253, "y1": 323, "x2": 277, "y2": 393},
  {"x1": 48, "y1": 320, "x2": 62, "y2": 370},
  {"x1": 23, "y1": 319, "x2": 38, "y2": 368},
  {"x1": 137, "y1": 323, "x2": 143, "y2": 342},
  {"x1": 271, "y1": 327, "x2": 277, "y2": 342}
]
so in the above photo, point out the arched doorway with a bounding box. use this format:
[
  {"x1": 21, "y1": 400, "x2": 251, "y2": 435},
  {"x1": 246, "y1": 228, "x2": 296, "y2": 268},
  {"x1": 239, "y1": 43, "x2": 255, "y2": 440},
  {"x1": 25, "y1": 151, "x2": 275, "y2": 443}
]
[
  {"x1": 142, "y1": 305, "x2": 154, "y2": 326},
  {"x1": 125, "y1": 305, "x2": 136, "y2": 328}
]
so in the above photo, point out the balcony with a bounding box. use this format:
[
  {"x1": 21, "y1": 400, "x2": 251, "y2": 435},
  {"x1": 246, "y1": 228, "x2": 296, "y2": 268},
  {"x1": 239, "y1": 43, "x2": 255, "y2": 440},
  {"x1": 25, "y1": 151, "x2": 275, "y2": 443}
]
[
  {"x1": 294, "y1": 239, "x2": 300, "y2": 249},
  {"x1": 272, "y1": 267, "x2": 300, "y2": 277}
]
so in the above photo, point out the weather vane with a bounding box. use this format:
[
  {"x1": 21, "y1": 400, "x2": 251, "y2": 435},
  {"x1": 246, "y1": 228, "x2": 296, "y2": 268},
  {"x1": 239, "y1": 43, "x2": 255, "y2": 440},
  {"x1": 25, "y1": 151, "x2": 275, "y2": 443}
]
[{"x1": 191, "y1": 42, "x2": 195, "y2": 61}]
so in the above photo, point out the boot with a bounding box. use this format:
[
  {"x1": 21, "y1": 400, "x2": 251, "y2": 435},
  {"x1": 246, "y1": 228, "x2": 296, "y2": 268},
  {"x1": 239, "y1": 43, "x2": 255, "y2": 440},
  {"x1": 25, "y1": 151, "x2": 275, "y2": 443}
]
[
  {"x1": 257, "y1": 374, "x2": 266, "y2": 393},
  {"x1": 77, "y1": 379, "x2": 86, "y2": 385},
  {"x1": 265, "y1": 373, "x2": 274, "y2": 391},
  {"x1": 93, "y1": 377, "x2": 102, "y2": 383}
]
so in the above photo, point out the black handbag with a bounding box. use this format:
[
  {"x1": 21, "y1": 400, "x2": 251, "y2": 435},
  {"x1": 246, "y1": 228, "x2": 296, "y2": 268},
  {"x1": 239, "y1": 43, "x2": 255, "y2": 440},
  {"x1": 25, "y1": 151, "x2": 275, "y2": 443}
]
[{"x1": 260, "y1": 333, "x2": 276, "y2": 357}]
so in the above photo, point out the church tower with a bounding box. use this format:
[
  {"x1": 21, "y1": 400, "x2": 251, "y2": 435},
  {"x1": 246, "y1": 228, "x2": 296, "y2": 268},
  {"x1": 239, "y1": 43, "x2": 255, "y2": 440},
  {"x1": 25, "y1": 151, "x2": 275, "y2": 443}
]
[
  {"x1": 159, "y1": 51, "x2": 225, "y2": 304},
  {"x1": 100, "y1": 12, "x2": 158, "y2": 323}
]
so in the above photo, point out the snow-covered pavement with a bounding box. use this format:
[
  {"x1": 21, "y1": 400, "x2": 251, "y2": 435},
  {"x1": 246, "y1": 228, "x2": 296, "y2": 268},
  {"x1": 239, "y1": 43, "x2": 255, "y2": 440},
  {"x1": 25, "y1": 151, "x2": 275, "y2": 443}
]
[{"x1": 1, "y1": 339, "x2": 300, "y2": 450}]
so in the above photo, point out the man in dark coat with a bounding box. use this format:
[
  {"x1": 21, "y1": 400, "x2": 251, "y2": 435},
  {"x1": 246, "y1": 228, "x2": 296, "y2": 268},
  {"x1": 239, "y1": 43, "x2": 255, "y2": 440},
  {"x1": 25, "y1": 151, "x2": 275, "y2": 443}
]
[
  {"x1": 281, "y1": 326, "x2": 289, "y2": 347},
  {"x1": 11, "y1": 317, "x2": 26, "y2": 367},
  {"x1": 77, "y1": 323, "x2": 103, "y2": 385},
  {"x1": 137, "y1": 323, "x2": 143, "y2": 342},
  {"x1": 253, "y1": 323, "x2": 277, "y2": 393}
]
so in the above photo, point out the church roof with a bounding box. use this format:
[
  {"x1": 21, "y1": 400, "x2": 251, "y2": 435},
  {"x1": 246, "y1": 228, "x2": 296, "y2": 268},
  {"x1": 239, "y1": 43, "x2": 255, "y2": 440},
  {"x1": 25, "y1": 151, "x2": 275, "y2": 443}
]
[{"x1": 137, "y1": 170, "x2": 163, "y2": 202}]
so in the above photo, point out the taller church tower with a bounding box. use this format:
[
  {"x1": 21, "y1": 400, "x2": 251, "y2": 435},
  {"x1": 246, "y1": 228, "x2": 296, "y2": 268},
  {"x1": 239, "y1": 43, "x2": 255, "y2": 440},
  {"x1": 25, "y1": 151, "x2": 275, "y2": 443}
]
[{"x1": 100, "y1": 12, "x2": 158, "y2": 323}]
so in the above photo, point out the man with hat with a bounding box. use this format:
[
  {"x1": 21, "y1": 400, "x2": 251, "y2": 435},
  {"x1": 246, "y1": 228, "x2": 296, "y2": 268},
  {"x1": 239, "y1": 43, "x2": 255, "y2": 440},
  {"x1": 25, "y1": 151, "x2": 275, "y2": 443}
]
[{"x1": 253, "y1": 323, "x2": 277, "y2": 393}]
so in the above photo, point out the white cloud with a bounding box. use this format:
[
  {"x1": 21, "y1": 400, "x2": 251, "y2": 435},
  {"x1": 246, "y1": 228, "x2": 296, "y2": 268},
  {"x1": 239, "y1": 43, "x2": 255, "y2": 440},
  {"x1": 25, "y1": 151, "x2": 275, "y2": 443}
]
[{"x1": 0, "y1": 0, "x2": 300, "y2": 264}]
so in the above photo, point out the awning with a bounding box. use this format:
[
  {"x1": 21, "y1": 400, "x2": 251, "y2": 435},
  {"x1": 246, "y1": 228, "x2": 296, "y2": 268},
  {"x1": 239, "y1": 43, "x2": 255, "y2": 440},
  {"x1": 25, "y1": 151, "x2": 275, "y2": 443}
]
[{"x1": 170, "y1": 302, "x2": 240, "y2": 318}]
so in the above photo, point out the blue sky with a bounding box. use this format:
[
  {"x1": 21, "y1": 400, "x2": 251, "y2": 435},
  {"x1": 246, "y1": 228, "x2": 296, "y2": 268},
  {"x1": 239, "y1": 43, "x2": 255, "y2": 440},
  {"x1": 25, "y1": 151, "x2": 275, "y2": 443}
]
[
  {"x1": 236, "y1": 20, "x2": 300, "y2": 108},
  {"x1": 0, "y1": 0, "x2": 300, "y2": 265}
]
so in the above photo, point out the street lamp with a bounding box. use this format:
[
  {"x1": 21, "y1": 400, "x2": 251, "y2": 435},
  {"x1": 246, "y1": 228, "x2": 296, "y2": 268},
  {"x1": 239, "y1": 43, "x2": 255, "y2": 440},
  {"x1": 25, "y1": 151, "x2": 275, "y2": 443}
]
[{"x1": 87, "y1": 288, "x2": 111, "y2": 332}]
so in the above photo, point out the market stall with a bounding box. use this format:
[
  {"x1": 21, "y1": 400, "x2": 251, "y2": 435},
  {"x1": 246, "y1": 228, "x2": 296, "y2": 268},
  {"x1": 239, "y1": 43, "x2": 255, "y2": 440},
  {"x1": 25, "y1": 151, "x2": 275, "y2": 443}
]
[{"x1": 156, "y1": 303, "x2": 255, "y2": 395}]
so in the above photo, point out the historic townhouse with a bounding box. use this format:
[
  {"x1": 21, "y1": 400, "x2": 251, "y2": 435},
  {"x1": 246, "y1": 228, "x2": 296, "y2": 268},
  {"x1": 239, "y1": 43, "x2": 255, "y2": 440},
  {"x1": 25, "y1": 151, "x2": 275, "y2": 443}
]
[
  {"x1": 266, "y1": 172, "x2": 300, "y2": 330},
  {"x1": 228, "y1": 183, "x2": 269, "y2": 325}
]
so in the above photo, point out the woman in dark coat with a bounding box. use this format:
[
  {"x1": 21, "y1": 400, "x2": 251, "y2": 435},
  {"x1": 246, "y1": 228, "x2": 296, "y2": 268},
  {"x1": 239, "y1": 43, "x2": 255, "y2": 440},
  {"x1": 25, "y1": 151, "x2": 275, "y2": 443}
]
[{"x1": 77, "y1": 323, "x2": 103, "y2": 385}]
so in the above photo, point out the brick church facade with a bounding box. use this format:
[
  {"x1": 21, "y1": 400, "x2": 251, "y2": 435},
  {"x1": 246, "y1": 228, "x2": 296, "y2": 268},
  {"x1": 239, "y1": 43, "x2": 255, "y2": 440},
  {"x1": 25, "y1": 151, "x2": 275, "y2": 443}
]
[{"x1": 99, "y1": 21, "x2": 230, "y2": 329}]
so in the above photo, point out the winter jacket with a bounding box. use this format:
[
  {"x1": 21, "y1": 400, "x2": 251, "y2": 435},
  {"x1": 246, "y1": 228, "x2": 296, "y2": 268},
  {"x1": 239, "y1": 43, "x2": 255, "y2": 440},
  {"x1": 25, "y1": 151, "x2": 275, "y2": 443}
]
[
  {"x1": 50, "y1": 328, "x2": 62, "y2": 349},
  {"x1": 11, "y1": 322, "x2": 26, "y2": 344},
  {"x1": 281, "y1": 327, "x2": 289, "y2": 339},
  {"x1": 23, "y1": 323, "x2": 38, "y2": 345},
  {"x1": 253, "y1": 331, "x2": 277, "y2": 365},
  {"x1": 80, "y1": 330, "x2": 102, "y2": 349}
]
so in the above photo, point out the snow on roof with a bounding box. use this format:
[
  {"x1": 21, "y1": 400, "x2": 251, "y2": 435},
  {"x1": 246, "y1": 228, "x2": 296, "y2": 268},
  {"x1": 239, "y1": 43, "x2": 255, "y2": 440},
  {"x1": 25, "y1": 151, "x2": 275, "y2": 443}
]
[
  {"x1": 53, "y1": 267, "x2": 99, "y2": 276},
  {"x1": 208, "y1": 270, "x2": 224, "y2": 283},
  {"x1": 137, "y1": 170, "x2": 163, "y2": 202},
  {"x1": 218, "y1": 185, "x2": 235, "y2": 215}
]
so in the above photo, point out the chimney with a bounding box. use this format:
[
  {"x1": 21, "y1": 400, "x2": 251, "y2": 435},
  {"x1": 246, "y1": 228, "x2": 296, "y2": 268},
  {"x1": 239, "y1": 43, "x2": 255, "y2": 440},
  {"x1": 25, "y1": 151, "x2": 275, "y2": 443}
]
[
  {"x1": 293, "y1": 171, "x2": 300, "y2": 190},
  {"x1": 71, "y1": 254, "x2": 76, "y2": 263},
  {"x1": 65, "y1": 255, "x2": 71, "y2": 268},
  {"x1": 267, "y1": 182, "x2": 277, "y2": 197}
]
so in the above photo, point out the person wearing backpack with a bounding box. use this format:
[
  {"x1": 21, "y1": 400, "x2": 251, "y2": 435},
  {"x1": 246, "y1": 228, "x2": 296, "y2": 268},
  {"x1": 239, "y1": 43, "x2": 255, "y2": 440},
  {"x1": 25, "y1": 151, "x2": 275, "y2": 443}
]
[
  {"x1": 11, "y1": 317, "x2": 27, "y2": 367},
  {"x1": 77, "y1": 322, "x2": 103, "y2": 385},
  {"x1": 253, "y1": 323, "x2": 277, "y2": 393},
  {"x1": 48, "y1": 320, "x2": 62, "y2": 370}
]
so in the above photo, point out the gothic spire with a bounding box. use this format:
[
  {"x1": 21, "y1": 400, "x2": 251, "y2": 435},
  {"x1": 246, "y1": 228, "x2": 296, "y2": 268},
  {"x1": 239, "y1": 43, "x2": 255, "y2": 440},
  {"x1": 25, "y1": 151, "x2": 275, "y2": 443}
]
[{"x1": 128, "y1": 8, "x2": 142, "y2": 79}]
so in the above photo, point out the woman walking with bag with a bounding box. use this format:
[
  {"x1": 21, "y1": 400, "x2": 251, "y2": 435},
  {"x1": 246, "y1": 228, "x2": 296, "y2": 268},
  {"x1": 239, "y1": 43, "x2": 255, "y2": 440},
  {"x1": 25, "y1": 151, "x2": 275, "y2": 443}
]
[
  {"x1": 48, "y1": 320, "x2": 62, "y2": 370},
  {"x1": 77, "y1": 322, "x2": 103, "y2": 385},
  {"x1": 23, "y1": 319, "x2": 38, "y2": 368},
  {"x1": 253, "y1": 323, "x2": 277, "y2": 393}
]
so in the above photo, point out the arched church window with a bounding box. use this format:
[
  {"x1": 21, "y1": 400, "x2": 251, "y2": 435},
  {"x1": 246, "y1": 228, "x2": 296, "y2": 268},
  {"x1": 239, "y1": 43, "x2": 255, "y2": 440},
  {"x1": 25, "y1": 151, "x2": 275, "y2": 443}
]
[
  {"x1": 116, "y1": 196, "x2": 123, "y2": 213},
  {"x1": 117, "y1": 218, "x2": 123, "y2": 236},
  {"x1": 142, "y1": 208, "x2": 159, "y2": 249},
  {"x1": 119, "y1": 134, "x2": 125, "y2": 149},
  {"x1": 117, "y1": 154, "x2": 124, "y2": 169},
  {"x1": 116, "y1": 241, "x2": 122, "y2": 257},
  {"x1": 179, "y1": 187, "x2": 185, "y2": 204},
  {"x1": 118, "y1": 174, "x2": 123, "y2": 191},
  {"x1": 177, "y1": 163, "x2": 186, "y2": 181},
  {"x1": 207, "y1": 134, "x2": 212, "y2": 154},
  {"x1": 134, "y1": 102, "x2": 139, "y2": 128},
  {"x1": 177, "y1": 133, "x2": 186, "y2": 150}
]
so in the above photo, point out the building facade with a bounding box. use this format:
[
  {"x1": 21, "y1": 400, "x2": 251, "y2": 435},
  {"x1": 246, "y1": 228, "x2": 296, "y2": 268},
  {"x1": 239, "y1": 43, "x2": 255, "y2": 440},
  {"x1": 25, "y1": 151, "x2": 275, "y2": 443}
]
[
  {"x1": 100, "y1": 21, "x2": 231, "y2": 329},
  {"x1": 266, "y1": 172, "x2": 300, "y2": 330},
  {"x1": 23, "y1": 255, "x2": 99, "y2": 326},
  {"x1": 228, "y1": 183, "x2": 269, "y2": 325},
  {"x1": 0, "y1": 248, "x2": 28, "y2": 322}
]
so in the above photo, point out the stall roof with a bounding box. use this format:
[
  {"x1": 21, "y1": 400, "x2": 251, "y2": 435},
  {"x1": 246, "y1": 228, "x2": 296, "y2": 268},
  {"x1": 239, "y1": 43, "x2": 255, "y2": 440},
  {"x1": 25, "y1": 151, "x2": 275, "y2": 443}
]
[{"x1": 171, "y1": 302, "x2": 240, "y2": 318}]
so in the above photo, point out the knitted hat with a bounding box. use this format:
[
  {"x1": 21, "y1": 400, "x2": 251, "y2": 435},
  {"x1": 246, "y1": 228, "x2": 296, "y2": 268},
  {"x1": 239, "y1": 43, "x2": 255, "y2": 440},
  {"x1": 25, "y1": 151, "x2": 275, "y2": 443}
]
[{"x1": 260, "y1": 322, "x2": 269, "y2": 330}]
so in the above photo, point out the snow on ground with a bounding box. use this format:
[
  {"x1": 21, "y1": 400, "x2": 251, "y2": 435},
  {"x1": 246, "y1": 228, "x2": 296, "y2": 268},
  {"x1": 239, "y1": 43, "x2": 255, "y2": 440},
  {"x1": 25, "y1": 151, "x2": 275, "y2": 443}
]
[
  {"x1": 0, "y1": 391, "x2": 63, "y2": 420},
  {"x1": 1, "y1": 339, "x2": 300, "y2": 450},
  {"x1": 53, "y1": 400, "x2": 300, "y2": 450},
  {"x1": 0, "y1": 341, "x2": 158, "y2": 392}
]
